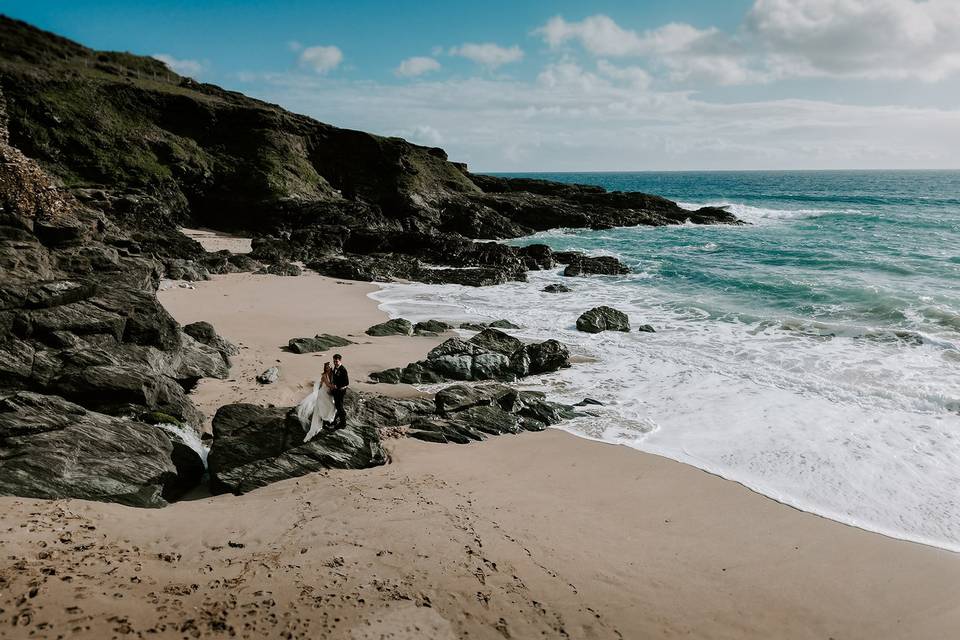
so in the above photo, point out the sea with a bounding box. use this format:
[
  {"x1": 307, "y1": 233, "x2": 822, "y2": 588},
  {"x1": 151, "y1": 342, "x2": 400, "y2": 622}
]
[{"x1": 370, "y1": 170, "x2": 960, "y2": 552}]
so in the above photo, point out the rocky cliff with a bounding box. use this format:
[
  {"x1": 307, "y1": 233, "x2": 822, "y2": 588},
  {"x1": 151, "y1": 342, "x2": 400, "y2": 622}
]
[{"x1": 0, "y1": 15, "x2": 738, "y2": 286}]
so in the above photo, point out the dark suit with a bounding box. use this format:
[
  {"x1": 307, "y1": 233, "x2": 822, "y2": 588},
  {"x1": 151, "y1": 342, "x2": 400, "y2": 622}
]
[{"x1": 331, "y1": 364, "x2": 349, "y2": 428}]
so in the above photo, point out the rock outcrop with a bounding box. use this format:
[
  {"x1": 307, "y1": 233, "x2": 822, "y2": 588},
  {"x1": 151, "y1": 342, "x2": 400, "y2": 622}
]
[
  {"x1": 208, "y1": 392, "x2": 437, "y2": 494},
  {"x1": 576, "y1": 306, "x2": 631, "y2": 333},
  {"x1": 407, "y1": 383, "x2": 576, "y2": 443},
  {"x1": 0, "y1": 392, "x2": 182, "y2": 507},
  {"x1": 370, "y1": 333, "x2": 569, "y2": 384},
  {"x1": 366, "y1": 319, "x2": 414, "y2": 337},
  {"x1": 287, "y1": 334, "x2": 353, "y2": 354}
]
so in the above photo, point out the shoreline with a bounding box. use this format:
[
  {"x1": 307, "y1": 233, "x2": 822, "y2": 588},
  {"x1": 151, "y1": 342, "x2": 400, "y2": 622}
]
[{"x1": 2, "y1": 267, "x2": 959, "y2": 637}]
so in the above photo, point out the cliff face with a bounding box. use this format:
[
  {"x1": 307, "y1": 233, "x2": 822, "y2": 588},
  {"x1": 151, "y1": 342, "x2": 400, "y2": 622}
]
[
  {"x1": 0, "y1": 15, "x2": 480, "y2": 235},
  {"x1": 0, "y1": 14, "x2": 737, "y2": 257}
]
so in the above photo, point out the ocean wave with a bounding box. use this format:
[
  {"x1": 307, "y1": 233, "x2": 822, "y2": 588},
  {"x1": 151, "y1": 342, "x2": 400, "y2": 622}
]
[
  {"x1": 677, "y1": 201, "x2": 859, "y2": 225},
  {"x1": 370, "y1": 271, "x2": 960, "y2": 552}
]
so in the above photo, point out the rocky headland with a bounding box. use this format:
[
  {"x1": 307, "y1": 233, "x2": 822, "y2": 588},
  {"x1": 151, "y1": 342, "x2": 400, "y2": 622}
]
[{"x1": 0, "y1": 15, "x2": 740, "y2": 505}]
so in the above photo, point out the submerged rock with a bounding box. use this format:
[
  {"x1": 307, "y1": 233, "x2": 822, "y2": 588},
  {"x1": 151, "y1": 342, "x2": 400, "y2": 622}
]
[
  {"x1": 576, "y1": 306, "x2": 630, "y2": 333},
  {"x1": 637, "y1": 324, "x2": 656, "y2": 333},
  {"x1": 366, "y1": 318, "x2": 414, "y2": 336},
  {"x1": 563, "y1": 256, "x2": 630, "y2": 277},
  {"x1": 543, "y1": 283, "x2": 571, "y2": 293}
]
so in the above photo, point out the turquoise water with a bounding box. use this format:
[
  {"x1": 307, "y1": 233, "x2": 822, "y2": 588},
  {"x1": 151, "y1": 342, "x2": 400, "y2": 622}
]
[
  {"x1": 501, "y1": 171, "x2": 960, "y2": 346},
  {"x1": 373, "y1": 171, "x2": 960, "y2": 551}
]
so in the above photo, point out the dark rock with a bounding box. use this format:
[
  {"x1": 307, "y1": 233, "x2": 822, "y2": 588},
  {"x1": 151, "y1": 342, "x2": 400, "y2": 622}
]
[
  {"x1": 163, "y1": 258, "x2": 209, "y2": 281},
  {"x1": 0, "y1": 392, "x2": 177, "y2": 507},
  {"x1": 366, "y1": 318, "x2": 413, "y2": 337},
  {"x1": 413, "y1": 319, "x2": 451, "y2": 335},
  {"x1": 207, "y1": 400, "x2": 387, "y2": 495},
  {"x1": 468, "y1": 328, "x2": 523, "y2": 356},
  {"x1": 288, "y1": 334, "x2": 353, "y2": 354},
  {"x1": 459, "y1": 322, "x2": 488, "y2": 331},
  {"x1": 489, "y1": 319, "x2": 521, "y2": 329},
  {"x1": 256, "y1": 366, "x2": 280, "y2": 384},
  {"x1": 407, "y1": 429, "x2": 448, "y2": 444},
  {"x1": 524, "y1": 339, "x2": 570, "y2": 374},
  {"x1": 156, "y1": 425, "x2": 205, "y2": 501},
  {"x1": 576, "y1": 306, "x2": 630, "y2": 333},
  {"x1": 574, "y1": 398, "x2": 603, "y2": 406},
  {"x1": 563, "y1": 256, "x2": 630, "y2": 277},
  {"x1": 435, "y1": 383, "x2": 515, "y2": 415},
  {"x1": 543, "y1": 283, "x2": 571, "y2": 293},
  {"x1": 256, "y1": 261, "x2": 301, "y2": 276},
  {"x1": 637, "y1": 324, "x2": 656, "y2": 333},
  {"x1": 183, "y1": 320, "x2": 240, "y2": 358},
  {"x1": 516, "y1": 244, "x2": 554, "y2": 270}
]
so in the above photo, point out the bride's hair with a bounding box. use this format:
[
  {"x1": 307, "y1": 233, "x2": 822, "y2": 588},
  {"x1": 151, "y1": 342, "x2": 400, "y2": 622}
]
[{"x1": 323, "y1": 362, "x2": 332, "y2": 372}]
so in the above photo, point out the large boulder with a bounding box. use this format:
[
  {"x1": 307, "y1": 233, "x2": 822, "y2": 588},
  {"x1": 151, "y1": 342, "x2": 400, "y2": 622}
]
[
  {"x1": 413, "y1": 319, "x2": 451, "y2": 335},
  {"x1": 371, "y1": 333, "x2": 569, "y2": 384},
  {"x1": 207, "y1": 397, "x2": 390, "y2": 495},
  {"x1": 287, "y1": 333, "x2": 353, "y2": 354},
  {"x1": 468, "y1": 328, "x2": 523, "y2": 355},
  {"x1": 0, "y1": 392, "x2": 178, "y2": 507},
  {"x1": 524, "y1": 339, "x2": 571, "y2": 375},
  {"x1": 366, "y1": 318, "x2": 414, "y2": 336},
  {"x1": 576, "y1": 306, "x2": 631, "y2": 333}
]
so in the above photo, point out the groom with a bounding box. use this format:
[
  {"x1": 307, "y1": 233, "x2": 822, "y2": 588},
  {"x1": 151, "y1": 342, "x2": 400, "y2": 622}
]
[{"x1": 331, "y1": 353, "x2": 349, "y2": 429}]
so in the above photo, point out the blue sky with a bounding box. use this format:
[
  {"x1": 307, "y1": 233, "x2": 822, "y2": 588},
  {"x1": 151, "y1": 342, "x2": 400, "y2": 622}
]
[{"x1": 5, "y1": 1, "x2": 960, "y2": 171}]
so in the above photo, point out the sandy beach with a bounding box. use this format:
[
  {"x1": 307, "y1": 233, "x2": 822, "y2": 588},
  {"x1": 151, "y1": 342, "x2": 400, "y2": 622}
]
[{"x1": 1, "y1": 266, "x2": 958, "y2": 639}]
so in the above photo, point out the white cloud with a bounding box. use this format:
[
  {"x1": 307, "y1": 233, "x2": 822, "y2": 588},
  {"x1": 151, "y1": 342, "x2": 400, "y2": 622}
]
[
  {"x1": 449, "y1": 43, "x2": 524, "y2": 68},
  {"x1": 538, "y1": 4, "x2": 960, "y2": 85},
  {"x1": 534, "y1": 15, "x2": 763, "y2": 85},
  {"x1": 396, "y1": 56, "x2": 441, "y2": 77},
  {"x1": 748, "y1": 0, "x2": 960, "y2": 81},
  {"x1": 299, "y1": 45, "x2": 343, "y2": 74},
  {"x1": 152, "y1": 53, "x2": 205, "y2": 78},
  {"x1": 245, "y1": 70, "x2": 960, "y2": 171}
]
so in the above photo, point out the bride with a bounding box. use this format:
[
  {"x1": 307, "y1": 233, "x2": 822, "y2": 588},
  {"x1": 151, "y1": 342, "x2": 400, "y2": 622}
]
[{"x1": 296, "y1": 362, "x2": 338, "y2": 442}]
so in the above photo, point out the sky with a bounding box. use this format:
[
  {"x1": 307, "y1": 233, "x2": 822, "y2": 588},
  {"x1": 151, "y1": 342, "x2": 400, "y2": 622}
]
[{"x1": 5, "y1": 0, "x2": 960, "y2": 171}]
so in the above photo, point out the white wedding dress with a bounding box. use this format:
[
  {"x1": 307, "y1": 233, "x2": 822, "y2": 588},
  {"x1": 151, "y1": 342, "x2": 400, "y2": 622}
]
[{"x1": 296, "y1": 379, "x2": 337, "y2": 442}]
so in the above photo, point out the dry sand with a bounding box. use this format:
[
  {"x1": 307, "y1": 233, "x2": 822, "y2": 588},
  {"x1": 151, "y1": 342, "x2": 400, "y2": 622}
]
[{"x1": 1, "y1": 258, "x2": 959, "y2": 639}]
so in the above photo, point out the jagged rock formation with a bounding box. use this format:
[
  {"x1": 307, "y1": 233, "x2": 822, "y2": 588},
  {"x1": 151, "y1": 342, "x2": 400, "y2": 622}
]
[{"x1": 370, "y1": 332, "x2": 570, "y2": 384}]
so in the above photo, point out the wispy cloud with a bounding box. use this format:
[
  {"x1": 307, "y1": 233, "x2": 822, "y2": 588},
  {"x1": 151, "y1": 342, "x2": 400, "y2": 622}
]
[
  {"x1": 449, "y1": 42, "x2": 524, "y2": 69},
  {"x1": 152, "y1": 53, "x2": 206, "y2": 78},
  {"x1": 395, "y1": 56, "x2": 441, "y2": 77},
  {"x1": 298, "y1": 45, "x2": 343, "y2": 74}
]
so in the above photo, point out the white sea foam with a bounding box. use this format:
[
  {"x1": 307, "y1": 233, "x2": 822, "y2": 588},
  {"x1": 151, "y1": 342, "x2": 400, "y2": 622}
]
[
  {"x1": 678, "y1": 201, "x2": 859, "y2": 225},
  {"x1": 370, "y1": 271, "x2": 960, "y2": 552},
  {"x1": 157, "y1": 423, "x2": 210, "y2": 468}
]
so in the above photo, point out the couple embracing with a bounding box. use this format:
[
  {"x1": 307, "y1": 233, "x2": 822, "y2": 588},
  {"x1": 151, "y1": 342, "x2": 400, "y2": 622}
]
[{"x1": 296, "y1": 353, "x2": 349, "y2": 442}]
